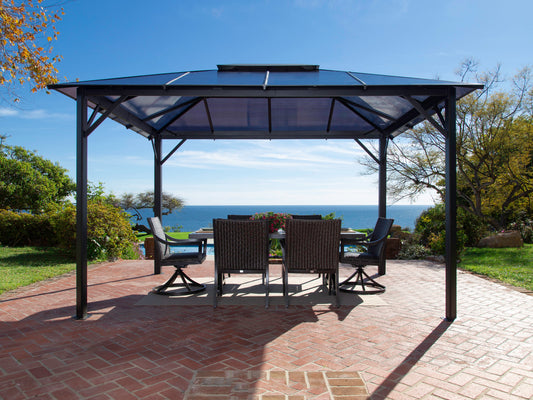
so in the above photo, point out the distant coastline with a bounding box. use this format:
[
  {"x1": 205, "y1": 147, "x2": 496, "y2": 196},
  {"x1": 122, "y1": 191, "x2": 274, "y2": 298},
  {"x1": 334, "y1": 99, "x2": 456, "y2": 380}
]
[{"x1": 133, "y1": 204, "x2": 432, "y2": 232}]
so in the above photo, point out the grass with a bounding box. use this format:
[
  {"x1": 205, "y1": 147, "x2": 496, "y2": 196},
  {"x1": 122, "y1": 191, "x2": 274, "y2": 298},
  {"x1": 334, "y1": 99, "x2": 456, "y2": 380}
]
[
  {"x1": 459, "y1": 244, "x2": 533, "y2": 291},
  {"x1": 0, "y1": 246, "x2": 76, "y2": 296},
  {"x1": 136, "y1": 231, "x2": 190, "y2": 241}
]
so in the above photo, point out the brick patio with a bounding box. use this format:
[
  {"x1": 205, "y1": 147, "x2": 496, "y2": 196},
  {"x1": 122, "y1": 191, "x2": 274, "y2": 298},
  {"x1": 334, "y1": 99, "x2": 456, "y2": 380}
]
[{"x1": 1, "y1": 259, "x2": 532, "y2": 399}]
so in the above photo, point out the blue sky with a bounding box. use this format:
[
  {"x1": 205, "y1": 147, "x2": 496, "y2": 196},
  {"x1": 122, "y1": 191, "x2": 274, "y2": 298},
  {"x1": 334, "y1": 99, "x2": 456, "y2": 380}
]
[{"x1": 1, "y1": 0, "x2": 532, "y2": 206}]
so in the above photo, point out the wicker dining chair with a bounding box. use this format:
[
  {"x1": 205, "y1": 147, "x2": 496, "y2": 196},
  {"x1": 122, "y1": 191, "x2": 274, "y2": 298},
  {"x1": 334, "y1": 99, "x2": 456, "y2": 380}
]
[
  {"x1": 290, "y1": 214, "x2": 322, "y2": 219},
  {"x1": 339, "y1": 217, "x2": 393, "y2": 294},
  {"x1": 282, "y1": 219, "x2": 342, "y2": 307},
  {"x1": 147, "y1": 217, "x2": 207, "y2": 295},
  {"x1": 227, "y1": 214, "x2": 253, "y2": 220},
  {"x1": 213, "y1": 219, "x2": 270, "y2": 308}
]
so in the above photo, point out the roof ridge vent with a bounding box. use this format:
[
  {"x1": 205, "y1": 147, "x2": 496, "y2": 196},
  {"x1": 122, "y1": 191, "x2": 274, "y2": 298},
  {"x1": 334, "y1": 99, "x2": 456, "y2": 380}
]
[{"x1": 217, "y1": 64, "x2": 319, "y2": 72}]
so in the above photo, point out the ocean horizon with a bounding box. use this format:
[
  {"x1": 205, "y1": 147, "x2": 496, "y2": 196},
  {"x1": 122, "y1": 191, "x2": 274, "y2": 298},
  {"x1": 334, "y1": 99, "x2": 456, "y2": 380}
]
[{"x1": 133, "y1": 204, "x2": 432, "y2": 232}]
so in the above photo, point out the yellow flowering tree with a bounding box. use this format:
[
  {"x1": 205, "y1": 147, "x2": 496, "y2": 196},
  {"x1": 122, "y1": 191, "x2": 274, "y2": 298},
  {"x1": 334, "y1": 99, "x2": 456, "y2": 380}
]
[{"x1": 0, "y1": 0, "x2": 63, "y2": 102}]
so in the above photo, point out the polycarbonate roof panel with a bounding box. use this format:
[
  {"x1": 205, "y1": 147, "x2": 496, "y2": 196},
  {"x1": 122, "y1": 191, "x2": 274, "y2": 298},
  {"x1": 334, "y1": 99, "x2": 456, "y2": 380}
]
[
  {"x1": 267, "y1": 70, "x2": 360, "y2": 86},
  {"x1": 172, "y1": 70, "x2": 266, "y2": 86},
  {"x1": 207, "y1": 98, "x2": 269, "y2": 131},
  {"x1": 49, "y1": 65, "x2": 483, "y2": 140},
  {"x1": 350, "y1": 71, "x2": 458, "y2": 86}
]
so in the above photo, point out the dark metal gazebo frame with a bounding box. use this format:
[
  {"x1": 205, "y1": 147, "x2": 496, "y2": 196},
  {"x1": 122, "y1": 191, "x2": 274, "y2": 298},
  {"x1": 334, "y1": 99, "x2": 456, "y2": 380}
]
[{"x1": 49, "y1": 64, "x2": 483, "y2": 321}]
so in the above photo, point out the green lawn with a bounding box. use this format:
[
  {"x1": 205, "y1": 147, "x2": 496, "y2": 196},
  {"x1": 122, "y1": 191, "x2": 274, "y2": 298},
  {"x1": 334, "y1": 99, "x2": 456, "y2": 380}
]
[
  {"x1": 136, "y1": 231, "x2": 190, "y2": 241},
  {"x1": 0, "y1": 246, "x2": 76, "y2": 295},
  {"x1": 459, "y1": 244, "x2": 533, "y2": 291}
]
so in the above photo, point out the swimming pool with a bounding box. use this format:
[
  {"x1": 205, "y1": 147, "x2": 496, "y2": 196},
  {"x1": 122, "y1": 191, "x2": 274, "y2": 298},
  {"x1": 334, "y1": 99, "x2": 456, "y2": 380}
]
[{"x1": 139, "y1": 243, "x2": 215, "y2": 256}]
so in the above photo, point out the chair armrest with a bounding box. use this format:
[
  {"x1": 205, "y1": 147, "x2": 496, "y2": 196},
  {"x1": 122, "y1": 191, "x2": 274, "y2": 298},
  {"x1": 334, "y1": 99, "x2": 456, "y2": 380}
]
[
  {"x1": 340, "y1": 234, "x2": 388, "y2": 257},
  {"x1": 341, "y1": 234, "x2": 388, "y2": 247},
  {"x1": 164, "y1": 234, "x2": 206, "y2": 246}
]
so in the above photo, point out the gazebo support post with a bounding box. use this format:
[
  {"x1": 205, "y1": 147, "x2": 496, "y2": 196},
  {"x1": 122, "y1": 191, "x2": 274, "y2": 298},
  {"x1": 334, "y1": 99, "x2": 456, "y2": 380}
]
[
  {"x1": 153, "y1": 136, "x2": 163, "y2": 274},
  {"x1": 445, "y1": 87, "x2": 457, "y2": 321},
  {"x1": 378, "y1": 134, "x2": 388, "y2": 275},
  {"x1": 76, "y1": 89, "x2": 88, "y2": 320}
]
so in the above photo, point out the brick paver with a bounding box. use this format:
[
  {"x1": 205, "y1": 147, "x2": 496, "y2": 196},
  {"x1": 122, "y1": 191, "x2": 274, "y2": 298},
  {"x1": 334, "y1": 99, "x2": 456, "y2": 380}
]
[{"x1": 0, "y1": 259, "x2": 532, "y2": 399}]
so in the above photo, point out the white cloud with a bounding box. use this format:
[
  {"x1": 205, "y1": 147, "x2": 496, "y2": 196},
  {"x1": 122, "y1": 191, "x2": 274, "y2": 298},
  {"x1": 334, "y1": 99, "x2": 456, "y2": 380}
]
[
  {"x1": 0, "y1": 108, "x2": 18, "y2": 117},
  {"x1": 163, "y1": 140, "x2": 363, "y2": 171},
  {"x1": 0, "y1": 107, "x2": 72, "y2": 120}
]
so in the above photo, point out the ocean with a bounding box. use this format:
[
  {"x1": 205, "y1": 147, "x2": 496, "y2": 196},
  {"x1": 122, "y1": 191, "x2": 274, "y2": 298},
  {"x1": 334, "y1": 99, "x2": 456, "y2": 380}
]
[{"x1": 133, "y1": 205, "x2": 431, "y2": 232}]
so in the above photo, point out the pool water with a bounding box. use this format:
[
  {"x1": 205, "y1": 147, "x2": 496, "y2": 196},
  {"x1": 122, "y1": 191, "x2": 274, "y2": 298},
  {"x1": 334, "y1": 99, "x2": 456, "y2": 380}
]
[{"x1": 139, "y1": 243, "x2": 215, "y2": 256}]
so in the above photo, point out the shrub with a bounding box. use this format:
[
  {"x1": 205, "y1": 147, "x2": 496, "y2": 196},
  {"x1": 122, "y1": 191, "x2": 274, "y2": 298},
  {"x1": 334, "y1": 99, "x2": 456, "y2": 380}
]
[
  {"x1": 414, "y1": 204, "x2": 482, "y2": 256},
  {"x1": 50, "y1": 200, "x2": 138, "y2": 260},
  {"x1": 0, "y1": 209, "x2": 56, "y2": 246},
  {"x1": 507, "y1": 211, "x2": 533, "y2": 243},
  {"x1": 398, "y1": 242, "x2": 432, "y2": 260}
]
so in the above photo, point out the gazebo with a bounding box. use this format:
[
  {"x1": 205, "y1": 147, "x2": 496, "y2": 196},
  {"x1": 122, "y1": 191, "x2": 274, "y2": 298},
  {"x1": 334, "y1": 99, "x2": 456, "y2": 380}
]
[{"x1": 49, "y1": 64, "x2": 483, "y2": 320}]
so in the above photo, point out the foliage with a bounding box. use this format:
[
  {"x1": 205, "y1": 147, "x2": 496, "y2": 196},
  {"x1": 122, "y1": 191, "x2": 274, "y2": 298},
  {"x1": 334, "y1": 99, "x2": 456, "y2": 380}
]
[
  {"x1": 459, "y1": 244, "x2": 533, "y2": 291},
  {"x1": 414, "y1": 204, "x2": 484, "y2": 256},
  {"x1": 0, "y1": 0, "x2": 63, "y2": 102},
  {"x1": 251, "y1": 212, "x2": 292, "y2": 233},
  {"x1": 115, "y1": 191, "x2": 185, "y2": 217},
  {"x1": 397, "y1": 241, "x2": 432, "y2": 260},
  {"x1": 507, "y1": 211, "x2": 533, "y2": 243},
  {"x1": 0, "y1": 245, "x2": 75, "y2": 295},
  {"x1": 0, "y1": 208, "x2": 55, "y2": 246},
  {"x1": 0, "y1": 138, "x2": 75, "y2": 212},
  {"x1": 49, "y1": 200, "x2": 139, "y2": 260},
  {"x1": 361, "y1": 61, "x2": 533, "y2": 231}
]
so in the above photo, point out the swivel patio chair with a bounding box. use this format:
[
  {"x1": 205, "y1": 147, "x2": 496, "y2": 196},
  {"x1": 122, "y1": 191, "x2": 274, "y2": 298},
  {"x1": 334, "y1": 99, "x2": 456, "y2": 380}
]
[
  {"x1": 282, "y1": 219, "x2": 341, "y2": 307},
  {"x1": 339, "y1": 217, "x2": 393, "y2": 294},
  {"x1": 147, "y1": 217, "x2": 207, "y2": 296},
  {"x1": 213, "y1": 219, "x2": 270, "y2": 308}
]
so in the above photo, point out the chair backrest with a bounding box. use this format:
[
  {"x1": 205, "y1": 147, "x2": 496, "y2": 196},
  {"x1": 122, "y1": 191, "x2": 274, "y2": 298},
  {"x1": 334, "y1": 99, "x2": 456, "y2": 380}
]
[
  {"x1": 147, "y1": 217, "x2": 170, "y2": 257},
  {"x1": 290, "y1": 214, "x2": 322, "y2": 220},
  {"x1": 213, "y1": 219, "x2": 270, "y2": 272},
  {"x1": 366, "y1": 217, "x2": 394, "y2": 258},
  {"x1": 227, "y1": 214, "x2": 252, "y2": 220},
  {"x1": 284, "y1": 219, "x2": 341, "y2": 272}
]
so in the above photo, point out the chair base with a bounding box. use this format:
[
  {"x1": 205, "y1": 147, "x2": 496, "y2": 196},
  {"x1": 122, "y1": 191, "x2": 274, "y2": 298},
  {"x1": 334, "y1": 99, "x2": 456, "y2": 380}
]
[
  {"x1": 152, "y1": 267, "x2": 206, "y2": 296},
  {"x1": 339, "y1": 267, "x2": 385, "y2": 294}
]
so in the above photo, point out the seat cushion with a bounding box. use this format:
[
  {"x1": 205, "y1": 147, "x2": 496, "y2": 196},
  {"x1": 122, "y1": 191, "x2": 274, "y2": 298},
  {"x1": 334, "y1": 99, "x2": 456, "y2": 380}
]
[
  {"x1": 162, "y1": 252, "x2": 206, "y2": 264},
  {"x1": 340, "y1": 251, "x2": 378, "y2": 264}
]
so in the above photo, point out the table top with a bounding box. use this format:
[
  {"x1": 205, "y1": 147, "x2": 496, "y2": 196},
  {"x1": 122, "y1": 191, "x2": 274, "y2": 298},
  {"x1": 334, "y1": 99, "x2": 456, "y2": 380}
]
[{"x1": 189, "y1": 228, "x2": 365, "y2": 240}]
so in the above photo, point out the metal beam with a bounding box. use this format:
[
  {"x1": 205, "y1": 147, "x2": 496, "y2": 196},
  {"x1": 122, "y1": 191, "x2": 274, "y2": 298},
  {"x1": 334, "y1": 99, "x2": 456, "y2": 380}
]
[
  {"x1": 88, "y1": 95, "x2": 160, "y2": 137},
  {"x1": 75, "y1": 89, "x2": 88, "y2": 320},
  {"x1": 154, "y1": 98, "x2": 203, "y2": 135},
  {"x1": 383, "y1": 95, "x2": 446, "y2": 136},
  {"x1": 337, "y1": 98, "x2": 385, "y2": 133},
  {"x1": 161, "y1": 139, "x2": 186, "y2": 165},
  {"x1": 142, "y1": 97, "x2": 200, "y2": 122},
  {"x1": 153, "y1": 136, "x2": 163, "y2": 275},
  {"x1": 339, "y1": 97, "x2": 398, "y2": 122},
  {"x1": 445, "y1": 87, "x2": 457, "y2": 321},
  {"x1": 86, "y1": 95, "x2": 130, "y2": 136},
  {"x1": 158, "y1": 129, "x2": 386, "y2": 140},
  {"x1": 79, "y1": 85, "x2": 451, "y2": 99},
  {"x1": 353, "y1": 137, "x2": 379, "y2": 164},
  {"x1": 405, "y1": 96, "x2": 447, "y2": 136},
  {"x1": 378, "y1": 134, "x2": 388, "y2": 275}
]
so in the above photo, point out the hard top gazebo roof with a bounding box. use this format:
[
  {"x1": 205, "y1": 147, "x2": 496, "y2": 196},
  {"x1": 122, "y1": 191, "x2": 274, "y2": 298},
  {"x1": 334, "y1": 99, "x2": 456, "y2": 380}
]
[
  {"x1": 49, "y1": 65, "x2": 483, "y2": 320},
  {"x1": 50, "y1": 64, "x2": 481, "y2": 141}
]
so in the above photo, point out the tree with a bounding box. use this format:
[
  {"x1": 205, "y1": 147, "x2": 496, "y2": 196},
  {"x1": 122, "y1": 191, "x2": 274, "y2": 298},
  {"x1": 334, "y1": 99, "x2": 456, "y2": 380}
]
[
  {"x1": 0, "y1": 0, "x2": 63, "y2": 102},
  {"x1": 362, "y1": 60, "x2": 533, "y2": 230},
  {"x1": 0, "y1": 137, "x2": 75, "y2": 211},
  {"x1": 110, "y1": 191, "x2": 185, "y2": 233}
]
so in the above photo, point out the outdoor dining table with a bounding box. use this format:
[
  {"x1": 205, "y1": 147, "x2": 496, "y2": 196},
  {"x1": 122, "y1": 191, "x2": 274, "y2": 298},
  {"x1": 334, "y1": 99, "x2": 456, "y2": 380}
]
[{"x1": 188, "y1": 228, "x2": 365, "y2": 241}]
